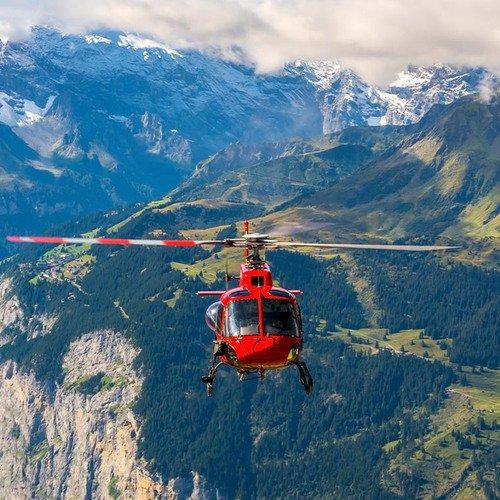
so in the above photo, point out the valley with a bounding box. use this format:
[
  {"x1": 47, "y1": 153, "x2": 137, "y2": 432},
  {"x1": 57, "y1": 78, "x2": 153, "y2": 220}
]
[{"x1": 1, "y1": 186, "x2": 497, "y2": 497}]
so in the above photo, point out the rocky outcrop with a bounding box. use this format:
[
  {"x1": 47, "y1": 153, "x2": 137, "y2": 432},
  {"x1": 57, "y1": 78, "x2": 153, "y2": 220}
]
[
  {"x1": 131, "y1": 113, "x2": 192, "y2": 167},
  {"x1": 0, "y1": 275, "x2": 58, "y2": 343},
  {"x1": 0, "y1": 277, "x2": 23, "y2": 346},
  {"x1": 0, "y1": 330, "x2": 172, "y2": 499}
]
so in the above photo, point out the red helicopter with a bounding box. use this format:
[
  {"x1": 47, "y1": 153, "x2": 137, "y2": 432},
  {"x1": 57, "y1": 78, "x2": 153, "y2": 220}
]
[{"x1": 7, "y1": 221, "x2": 457, "y2": 396}]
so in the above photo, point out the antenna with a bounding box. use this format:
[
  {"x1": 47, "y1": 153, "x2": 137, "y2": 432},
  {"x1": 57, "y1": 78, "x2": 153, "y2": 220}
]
[
  {"x1": 243, "y1": 220, "x2": 250, "y2": 260},
  {"x1": 225, "y1": 256, "x2": 229, "y2": 290}
]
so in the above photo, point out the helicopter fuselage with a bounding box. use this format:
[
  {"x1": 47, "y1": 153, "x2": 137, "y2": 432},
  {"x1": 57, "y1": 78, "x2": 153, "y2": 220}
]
[{"x1": 200, "y1": 262, "x2": 304, "y2": 372}]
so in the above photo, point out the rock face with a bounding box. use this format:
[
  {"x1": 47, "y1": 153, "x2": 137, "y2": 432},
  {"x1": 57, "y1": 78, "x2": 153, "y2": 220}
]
[
  {"x1": 283, "y1": 60, "x2": 492, "y2": 130},
  {"x1": 0, "y1": 330, "x2": 211, "y2": 499},
  {"x1": 385, "y1": 64, "x2": 491, "y2": 124},
  {"x1": 0, "y1": 277, "x2": 23, "y2": 346},
  {"x1": 0, "y1": 275, "x2": 57, "y2": 344}
]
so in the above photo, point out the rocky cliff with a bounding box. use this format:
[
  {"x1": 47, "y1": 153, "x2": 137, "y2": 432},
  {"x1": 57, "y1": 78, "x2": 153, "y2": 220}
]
[
  {"x1": 0, "y1": 277, "x2": 23, "y2": 347},
  {"x1": 0, "y1": 322, "x2": 214, "y2": 499}
]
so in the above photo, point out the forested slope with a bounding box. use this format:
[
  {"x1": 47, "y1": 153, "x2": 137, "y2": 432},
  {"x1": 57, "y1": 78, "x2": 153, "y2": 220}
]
[{"x1": 1, "y1": 198, "x2": 498, "y2": 497}]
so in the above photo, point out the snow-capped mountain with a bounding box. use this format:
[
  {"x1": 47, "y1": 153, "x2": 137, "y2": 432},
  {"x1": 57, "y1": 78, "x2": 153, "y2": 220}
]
[
  {"x1": 0, "y1": 27, "x2": 493, "y2": 153},
  {"x1": 382, "y1": 64, "x2": 492, "y2": 124},
  {"x1": 284, "y1": 62, "x2": 389, "y2": 132},
  {"x1": 285, "y1": 60, "x2": 492, "y2": 130}
]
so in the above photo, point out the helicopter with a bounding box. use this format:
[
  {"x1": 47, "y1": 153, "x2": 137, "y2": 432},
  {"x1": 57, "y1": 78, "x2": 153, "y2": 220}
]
[{"x1": 7, "y1": 221, "x2": 458, "y2": 396}]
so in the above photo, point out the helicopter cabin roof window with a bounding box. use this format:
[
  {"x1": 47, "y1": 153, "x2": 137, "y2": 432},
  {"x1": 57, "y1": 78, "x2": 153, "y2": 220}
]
[
  {"x1": 250, "y1": 276, "x2": 265, "y2": 287},
  {"x1": 225, "y1": 299, "x2": 259, "y2": 337},
  {"x1": 263, "y1": 298, "x2": 299, "y2": 336},
  {"x1": 269, "y1": 289, "x2": 292, "y2": 298},
  {"x1": 228, "y1": 290, "x2": 251, "y2": 298}
]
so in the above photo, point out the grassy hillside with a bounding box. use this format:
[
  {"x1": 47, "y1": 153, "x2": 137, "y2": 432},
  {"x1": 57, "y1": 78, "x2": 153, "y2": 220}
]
[
  {"x1": 254, "y1": 94, "x2": 499, "y2": 267},
  {"x1": 169, "y1": 126, "x2": 406, "y2": 209},
  {"x1": 314, "y1": 329, "x2": 499, "y2": 498}
]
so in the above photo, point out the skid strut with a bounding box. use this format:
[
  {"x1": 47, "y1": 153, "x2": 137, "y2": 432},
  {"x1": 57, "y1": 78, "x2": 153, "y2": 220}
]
[
  {"x1": 201, "y1": 342, "x2": 226, "y2": 396},
  {"x1": 201, "y1": 358, "x2": 222, "y2": 397},
  {"x1": 296, "y1": 360, "x2": 314, "y2": 395},
  {"x1": 238, "y1": 369, "x2": 266, "y2": 382}
]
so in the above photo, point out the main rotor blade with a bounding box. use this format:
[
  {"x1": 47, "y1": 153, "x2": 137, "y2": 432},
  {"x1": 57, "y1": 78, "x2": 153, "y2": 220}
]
[
  {"x1": 6, "y1": 236, "x2": 460, "y2": 252},
  {"x1": 274, "y1": 241, "x2": 460, "y2": 252},
  {"x1": 6, "y1": 235, "x2": 225, "y2": 247}
]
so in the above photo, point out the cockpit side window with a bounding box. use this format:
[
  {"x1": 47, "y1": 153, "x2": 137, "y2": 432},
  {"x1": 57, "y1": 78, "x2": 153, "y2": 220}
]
[
  {"x1": 205, "y1": 301, "x2": 223, "y2": 332},
  {"x1": 225, "y1": 300, "x2": 259, "y2": 337},
  {"x1": 262, "y1": 298, "x2": 299, "y2": 336}
]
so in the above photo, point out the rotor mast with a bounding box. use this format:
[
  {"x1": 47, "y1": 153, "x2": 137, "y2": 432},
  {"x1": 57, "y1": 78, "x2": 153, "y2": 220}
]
[{"x1": 241, "y1": 222, "x2": 270, "y2": 268}]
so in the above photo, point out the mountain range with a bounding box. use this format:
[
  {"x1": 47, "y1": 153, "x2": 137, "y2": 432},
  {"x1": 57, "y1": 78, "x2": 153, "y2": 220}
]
[{"x1": 0, "y1": 27, "x2": 495, "y2": 256}]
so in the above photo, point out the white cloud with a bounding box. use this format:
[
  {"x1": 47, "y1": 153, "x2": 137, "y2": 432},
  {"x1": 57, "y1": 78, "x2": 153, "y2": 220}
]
[
  {"x1": 0, "y1": 0, "x2": 499, "y2": 84},
  {"x1": 478, "y1": 74, "x2": 498, "y2": 103}
]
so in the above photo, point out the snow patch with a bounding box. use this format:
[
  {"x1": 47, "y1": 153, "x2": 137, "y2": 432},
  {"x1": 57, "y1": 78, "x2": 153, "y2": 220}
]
[
  {"x1": 29, "y1": 160, "x2": 64, "y2": 177},
  {"x1": 109, "y1": 114, "x2": 128, "y2": 123},
  {"x1": 286, "y1": 60, "x2": 343, "y2": 90},
  {"x1": 390, "y1": 67, "x2": 430, "y2": 89},
  {"x1": 83, "y1": 34, "x2": 111, "y2": 45},
  {"x1": 378, "y1": 90, "x2": 406, "y2": 106},
  {"x1": 0, "y1": 93, "x2": 56, "y2": 128},
  {"x1": 366, "y1": 116, "x2": 385, "y2": 126},
  {"x1": 117, "y1": 33, "x2": 182, "y2": 59}
]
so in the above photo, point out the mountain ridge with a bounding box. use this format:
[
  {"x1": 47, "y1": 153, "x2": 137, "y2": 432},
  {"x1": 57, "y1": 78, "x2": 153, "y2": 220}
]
[
  {"x1": 253, "y1": 93, "x2": 500, "y2": 264},
  {"x1": 0, "y1": 26, "x2": 495, "y2": 258}
]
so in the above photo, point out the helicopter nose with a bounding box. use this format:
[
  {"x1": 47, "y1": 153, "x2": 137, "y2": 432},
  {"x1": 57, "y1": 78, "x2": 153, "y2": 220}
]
[{"x1": 235, "y1": 336, "x2": 300, "y2": 368}]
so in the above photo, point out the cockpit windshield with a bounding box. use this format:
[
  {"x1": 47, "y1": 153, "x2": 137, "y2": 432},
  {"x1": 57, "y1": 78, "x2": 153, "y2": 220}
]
[
  {"x1": 225, "y1": 300, "x2": 259, "y2": 337},
  {"x1": 263, "y1": 298, "x2": 299, "y2": 336}
]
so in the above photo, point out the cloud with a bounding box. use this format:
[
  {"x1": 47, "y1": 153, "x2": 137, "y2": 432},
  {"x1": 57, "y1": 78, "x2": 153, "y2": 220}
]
[
  {"x1": 0, "y1": 0, "x2": 499, "y2": 84},
  {"x1": 478, "y1": 74, "x2": 498, "y2": 103}
]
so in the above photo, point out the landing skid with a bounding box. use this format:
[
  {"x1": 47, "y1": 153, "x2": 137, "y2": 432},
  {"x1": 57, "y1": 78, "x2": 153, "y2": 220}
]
[
  {"x1": 202, "y1": 351, "x2": 313, "y2": 396},
  {"x1": 202, "y1": 364, "x2": 266, "y2": 396}
]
